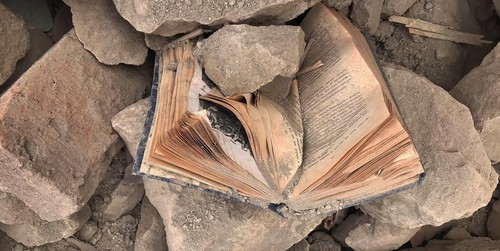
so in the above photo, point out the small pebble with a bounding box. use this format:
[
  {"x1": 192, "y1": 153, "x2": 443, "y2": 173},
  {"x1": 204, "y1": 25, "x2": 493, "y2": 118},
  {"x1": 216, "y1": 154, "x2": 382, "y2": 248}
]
[
  {"x1": 75, "y1": 221, "x2": 98, "y2": 242},
  {"x1": 425, "y1": 2, "x2": 433, "y2": 10}
]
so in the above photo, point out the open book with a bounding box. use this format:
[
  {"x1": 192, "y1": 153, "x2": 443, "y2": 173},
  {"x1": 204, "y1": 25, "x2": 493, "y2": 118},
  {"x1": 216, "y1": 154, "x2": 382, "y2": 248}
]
[{"x1": 134, "y1": 4, "x2": 425, "y2": 215}]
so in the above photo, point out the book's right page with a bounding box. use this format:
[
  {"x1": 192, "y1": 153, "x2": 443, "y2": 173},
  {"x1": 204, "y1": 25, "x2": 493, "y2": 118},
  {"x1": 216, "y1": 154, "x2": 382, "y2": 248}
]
[{"x1": 288, "y1": 4, "x2": 424, "y2": 211}]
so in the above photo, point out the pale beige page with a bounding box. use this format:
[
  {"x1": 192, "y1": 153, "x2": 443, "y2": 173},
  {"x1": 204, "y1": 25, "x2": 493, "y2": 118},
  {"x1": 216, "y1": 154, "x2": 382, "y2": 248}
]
[{"x1": 292, "y1": 6, "x2": 390, "y2": 195}]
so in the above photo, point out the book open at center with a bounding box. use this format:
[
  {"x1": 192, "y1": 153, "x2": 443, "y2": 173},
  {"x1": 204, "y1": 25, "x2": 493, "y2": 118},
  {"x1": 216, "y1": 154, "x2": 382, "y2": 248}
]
[{"x1": 134, "y1": 4, "x2": 425, "y2": 215}]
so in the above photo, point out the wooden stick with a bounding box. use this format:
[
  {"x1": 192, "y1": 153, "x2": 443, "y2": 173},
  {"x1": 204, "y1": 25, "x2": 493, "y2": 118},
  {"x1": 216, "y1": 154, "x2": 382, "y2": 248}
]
[{"x1": 389, "y1": 16, "x2": 492, "y2": 45}]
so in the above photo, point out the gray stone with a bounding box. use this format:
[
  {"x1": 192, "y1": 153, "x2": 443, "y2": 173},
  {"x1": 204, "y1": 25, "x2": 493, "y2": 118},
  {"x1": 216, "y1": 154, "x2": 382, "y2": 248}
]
[
  {"x1": 64, "y1": 0, "x2": 148, "y2": 65},
  {"x1": 0, "y1": 2, "x2": 29, "y2": 86},
  {"x1": 112, "y1": 0, "x2": 319, "y2": 37},
  {"x1": 487, "y1": 200, "x2": 500, "y2": 240},
  {"x1": 322, "y1": 0, "x2": 352, "y2": 10},
  {"x1": 288, "y1": 239, "x2": 310, "y2": 251},
  {"x1": 0, "y1": 191, "x2": 39, "y2": 225},
  {"x1": 0, "y1": 205, "x2": 91, "y2": 247},
  {"x1": 382, "y1": 0, "x2": 416, "y2": 16},
  {"x1": 345, "y1": 216, "x2": 419, "y2": 251},
  {"x1": 144, "y1": 178, "x2": 322, "y2": 251},
  {"x1": 145, "y1": 34, "x2": 173, "y2": 51},
  {"x1": 451, "y1": 44, "x2": 500, "y2": 164},
  {"x1": 360, "y1": 66, "x2": 498, "y2": 228},
  {"x1": 308, "y1": 231, "x2": 341, "y2": 251},
  {"x1": 112, "y1": 97, "x2": 151, "y2": 158},
  {"x1": 0, "y1": 31, "x2": 149, "y2": 222},
  {"x1": 134, "y1": 196, "x2": 167, "y2": 251},
  {"x1": 194, "y1": 24, "x2": 305, "y2": 97},
  {"x1": 350, "y1": 0, "x2": 384, "y2": 35},
  {"x1": 4, "y1": 28, "x2": 54, "y2": 85},
  {"x1": 443, "y1": 227, "x2": 472, "y2": 241},
  {"x1": 75, "y1": 221, "x2": 98, "y2": 242},
  {"x1": 494, "y1": 0, "x2": 500, "y2": 18},
  {"x1": 331, "y1": 212, "x2": 370, "y2": 247},
  {"x1": 102, "y1": 164, "x2": 144, "y2": 219}
]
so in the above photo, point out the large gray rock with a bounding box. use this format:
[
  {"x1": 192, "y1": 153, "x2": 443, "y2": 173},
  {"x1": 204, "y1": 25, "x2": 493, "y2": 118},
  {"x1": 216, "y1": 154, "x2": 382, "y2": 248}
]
[
  {"x1": 360, "y1": 66, "x2": 498, "y2": 228},
  {"x1": 112, "y1": 0, "x2": 319, "y2": 37},
  {"x1": 112, "y1": 98, "x2": 323, "y2": 250},
  {"x1": 112, "y1": 97, "x2": 151, "y2": 158},
  {"x1": 345, "y1": 217, "x2": 420, "y2": 251},
  {"x1": 194, "y1": 24, "x2": 305, "y2": 97},
  {"x1": 64, "y1": 0, "x2": 147, "y2": 65},
  {"x1": 308, "y1": 231, "x2": 341, "y2": 251},
  {"x1": 0, "y1": 205, "x2": 91, "y2": 247},
  {"x1": 451, "y1": 44, "x2": 500, "y2": 164},
  {"x1": 102, "y1": 164, "x2": 144, "y2": 219},
  {"x1": 0, "y1": 30, "x2": 149, "y2": 222},
  {"x1": 350, "y1": 0, "x2": 384, "y2": 35},
  {"x1": 134, "y1": 196, "x2": 167, "y2": 251},
  {"x1": 0, "y1": 2, "x2": 30, "y2": 85}
]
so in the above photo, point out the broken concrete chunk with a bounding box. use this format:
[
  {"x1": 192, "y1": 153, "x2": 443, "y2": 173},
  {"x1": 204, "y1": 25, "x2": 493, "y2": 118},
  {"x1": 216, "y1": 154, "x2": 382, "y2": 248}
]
[
  {"x1": 360, "y1": 65, "x2": 498, "y2": 228},
  {"x1": 64, "y1": 0, "x2": 148, "y2": 65},
  {"x1": 112, "y1": 0, "x2": 319, "y2": 37},
  {"x1": 112, "y1": 97, "x2": 151, "y2": 158},
  {"x1": 350, "y1": 0, "x2": 384, "y2": 35},
  {"x1": 144, "y1": 178, "x2": 322, "y2": 251},
  {"x1": 102, "y1": 164, "x2": 144, "y2": 220},
  {"x1": 0, "y1": 30, "x2": 149, "y2": 222},
  {"x1": 0, "y1": 205, "x2": 91, "y2": 247},
  {"x1": 345, "y1": 217, "x2": 419, "y2": 251},
  {"x1": 0, "y1": 2, "x2": 30, "y2": 86},
  {"x1": 451, "y1": 44, "x2": 500, "y2": 164},
  {"x1": 134, "y1": 196, "x2": 167, "y2": 251},
  {"x1": 194, "y1": 24, "x2": 305, "y2": 97},
  {"x1": 382, "y1": 0, "x2": 416, "y2": 16},
  {"x1": 0, "y1": 191, "x2": 39, "y2": 225},
  {"x1": 487, "y1": 200, "x2": 500, "y2": 240}
]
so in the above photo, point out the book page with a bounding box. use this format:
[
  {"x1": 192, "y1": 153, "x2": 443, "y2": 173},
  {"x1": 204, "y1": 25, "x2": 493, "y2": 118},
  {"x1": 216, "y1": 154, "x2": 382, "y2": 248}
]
[{"x1": 291, "y1": 6, "x2": 391, "y2": 195}]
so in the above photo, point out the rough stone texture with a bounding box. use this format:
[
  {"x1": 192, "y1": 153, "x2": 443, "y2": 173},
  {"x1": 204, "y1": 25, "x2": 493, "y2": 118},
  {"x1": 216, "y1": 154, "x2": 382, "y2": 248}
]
[
  {"x1": 444, "y1": 227, "x2": 472, "y2": 241},
  {"x1": 112, "y1": 0, "x2": 319, "y2": 37},
  {"x1": 288, "y1": 239, "x2": 310, "y2": 251},
  {"x1": 64, "y1": 0, "x2": 147, "y2": 65},
  {"x1": 4, "y1": 28, "x2": 54, "y2": 86},
  {"x1": 451, "y1": 44, "x2": 500, "y2": 164},
  {"x1": 144, "y1": 178, "x2": 322, "y2": 251},
  {"x1": 75, "y1": 221, "x2": 98, "y2": 242},
  {"x1": 0, "y1": 205, "x2": 91, "y2": 247},
  {"x1": 194, "y1": 24, "x2": 305, "y2": 97},
  {"x1": 0, "y1": 31, "x2": 149, "y2": 222},
  {"x1": 134, "y1": 196, "x2": 168, "y2": 251},
  {"x1": 445, "y1": 237, "x2": 500, "y2": 251},
  {"x1": 345, "y1": 217, "x2": 419, "y2": 251},
  {"x1": 0, "y1": 2, "x2": 30, "y2": 86},
  {"x1": 307, "y1": 231, "x2": 341, "y2": 251},
  {"x1": 350, "y1": 0, "x2": 384, "y2": 35},
  {"x1": 382, "y1": 0, "x2": 416, "y2": 16},
  {"x1": 112, "y1": 97, "x2": 151, "y2": 158},
  {"x1": 322, "y1": 0, "x2": 352, "y2": 10},
  {"x1": 495, "y1": 0, "x2": 500, "y2": 18},
  {"x1": 487, "y1": 200, "x2": 500, "y2": 240},
  {"x1": 331, "y1": 212, "x2": 370, "y2": 247},
  {"x1": 360, "y1": 66, "x2": 498, "y2": 228},
  {"x1": 102, "y1": 164, "x2": 144, "y2": 219},
  {"x1": 0, "y1": 191, "x2": 39, "y2": 225}
]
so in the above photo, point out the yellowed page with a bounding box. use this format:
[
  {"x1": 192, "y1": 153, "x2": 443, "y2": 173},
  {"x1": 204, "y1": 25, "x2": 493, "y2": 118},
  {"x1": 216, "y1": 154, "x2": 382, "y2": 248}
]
[{"x1": 292, "y1": 5, "x2": 391, "y2": 195}]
